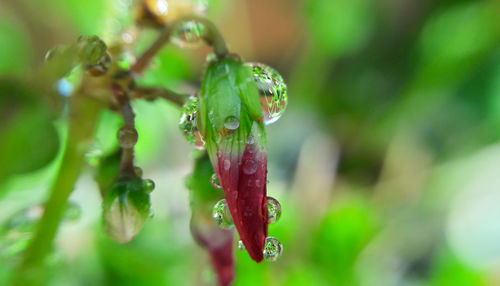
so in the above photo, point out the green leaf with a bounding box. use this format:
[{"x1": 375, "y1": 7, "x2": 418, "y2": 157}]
[{"x1": 0, "y1": 79, "x2": 60, "y2": 181}]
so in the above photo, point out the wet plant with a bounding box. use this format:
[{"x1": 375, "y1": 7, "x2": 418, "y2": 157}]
[{"x1": 3, "y1": 1, "x2": 288, "y2": 285}]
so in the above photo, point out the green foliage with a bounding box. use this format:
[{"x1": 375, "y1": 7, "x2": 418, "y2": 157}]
[{"x1": 0, "y1": 79, "x2": 59, "y2": 182}]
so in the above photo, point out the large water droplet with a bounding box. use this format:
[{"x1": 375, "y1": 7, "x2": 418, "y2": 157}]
[
  {"x1": 173, "y1": 20, "x2": 206, "y2": 47},
  {"x1": 242, "y1": 159, "x2": 257, "y2": 175},
  {"x1": 223, "y1": 116, "x2": 239, "y2": 131},
  {"x1": 237, "y1": 240, "x2": 245, "y2": 251},
  {"x1": 212, "y1": 199, "x2": 233, "y2": 229},
  {"x1": 263, "y1": 237, "x2": 283, "y2": 262},
  {"x1": 179, "y1": 96, "x2": 205, "y2": 149},
  {"x1": 117, "y1": 126, "x2": 138, "y2": 149},
  {"x1": 266, "y1": 197, "x2": 281, "y2": 224},
  {"x1": 246, "y1": 63, "x2": 287, "y2": 125},
  {"x1": 210, "y1": 173, "x2": 222, "y2": 189},
  {"x1": 77, "y1": 36, "x2": 110, "y2": 76}
]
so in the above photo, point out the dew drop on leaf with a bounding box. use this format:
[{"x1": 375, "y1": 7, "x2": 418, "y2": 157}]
[
  {"x1": 210, "y1": 173, "x2": 222, "y2": 189},
  {"x1": 212, "y1": 199, "x2": 234, "y2": 229},
  {"x1": 179, "y1": 96, "x2": 205, "y2": 149},
  {"x1": 263, "y1": 237, "x2": 283, "y2": 262},
  {"x1": 246, "y1": 62, "x2": 287, "y2": 125},
  {"x1": 266, "y1": 196, "x2": 281, "y2": 224}
]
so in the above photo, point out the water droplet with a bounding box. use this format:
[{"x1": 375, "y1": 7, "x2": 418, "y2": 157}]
[
  {"x1": 78, "y1": 36, "x2": 111, "y2": 76},
  {"x1": 263, "y1": 237, "x2": 283, "y2": 262},
  {"x1": 246, "y1": 63, "x2": 287, "y2": 125},
  {"x1": 179, "y1": 96, "x2": 205, "y2": 149},
  {"x1": 212, "y1": 199, "x2": 233, "y2": 229},
  {"x1": 117, "y1": 126, "x2": 138, "y2": 149},
  {"x1": 266, "y1": 197, "x2": 281, "y2": 224},
  {"x1": 242, "y1": 160, "x2": 257, "y2": 175},
  {"x1": 223, "y1": 116, "x2": 239, "y2": 131},
  {"x1": 143, "y1": 179, "x2": 155, "y2": 192},
  {"x1": 206, "y1": 52, "x2": 217, "y2": 64},
  {"x1": 173, "y1": 20, "x2": 206, "y2": 46},
  {"x1": 134, "y1": 166, "x2": 143, "y2": 177},
  {"x1": 237, "y1": 240, "x2": 245, "y2": 251},
  {"x1": 210, "y1": 173, "x2": 222, "y2": 189},
  {"x1": 223, "y1": 159, "x2": 231, "y2": 171},
  {"x1": 44, "y1": 46, "x2": 60, "y2": 62},
  {"x1": 64, "y1": 201, "x2": 82, "y2": 222}
]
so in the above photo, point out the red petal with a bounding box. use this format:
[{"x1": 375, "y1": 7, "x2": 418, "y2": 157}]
[
  {"x1": 191, "y1": 215, "x2": 235, "y2": 286},
  {"x1": 208, "y1": 238, "x2": 235, "y2": 286},
  {"x1": 216, "y1": 145, "x2": 268, "y2": 262}
]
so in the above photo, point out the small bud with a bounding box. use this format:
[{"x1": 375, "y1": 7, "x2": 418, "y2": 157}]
[{"x1": 102, "y1": 177, "x2": 153, "y2": 243}]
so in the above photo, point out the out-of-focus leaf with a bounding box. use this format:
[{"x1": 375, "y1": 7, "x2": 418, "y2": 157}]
[
  {"x1": 0, "y1": 18, "x2": 30, "y2": 75},
  {"x1": 304, "y1": 0, "x2": 374, "y2": 56},
  {"x1": 0, "y1": 79, "x2": 59, "y2": 181},
  {"x1": 429, "y1": 247, "x2": 485, "y2": 286},
  {"x1": 311, "y1": 198, "x2": 378, "y2": 284}
]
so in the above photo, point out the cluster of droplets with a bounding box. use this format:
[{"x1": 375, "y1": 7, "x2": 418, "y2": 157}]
[
  {"x1": 179, "y1": 96, "x2": 205, "y2": 149},
  {"x1": 212, "y1": 195, "x2": 283, "y2": 262}
]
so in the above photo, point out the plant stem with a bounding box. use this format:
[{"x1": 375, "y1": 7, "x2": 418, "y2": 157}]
[
  {"x1": 12, "y1": 94, "x2": 101, "y2": 286},
  {"x1": 131, "y1": 86, "x2": 188, "y2": 107},
  {"x1": 131, "y1": 25, "x2": 173, "y2": 74},
  {"x1": 130, "y1": 15, "x2": 229, "y2": 74}
]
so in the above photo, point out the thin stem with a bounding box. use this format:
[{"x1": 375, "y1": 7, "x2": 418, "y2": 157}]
[
  {"x1": 130, "y1": 86, "x2": 188, "y2": 107},
  {"x1": 130, "y1": 25, "x2": 173, "y2": 74},
  {"x1": 113, "y1": 86, "x2": 137, "y2": 176},
  {"x1": 130, "y1": 15, "x2": 229, "y2": 74},
  {"x1": 12, "y1": 95, "x2": 101, "y2": 286}
]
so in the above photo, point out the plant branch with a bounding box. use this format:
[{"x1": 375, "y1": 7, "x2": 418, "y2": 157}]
[
  {"x1": 130, "y1": 15, "x2": 229, "y2": 75},
  {"x1": 130, "y1": 86, "x2": 189, "y2": 107},
  {"x1": 12, "y1": 94, "x2": 101, "y2": 286}
]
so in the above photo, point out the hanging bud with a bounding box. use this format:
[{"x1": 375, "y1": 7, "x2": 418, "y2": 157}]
[
  {"x1": 198, "y1": 58, "x2": 269, "y2": 262},
  {"x1": 102, "y1": 176, "x2": 153, "y2": 243},
  {"x1": 186, "y1": 153, "x2": 235, "y2": 286}
]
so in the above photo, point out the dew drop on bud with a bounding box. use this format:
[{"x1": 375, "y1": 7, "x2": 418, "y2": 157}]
[
  {"x1": 223, "y1": 159, "x2": 231, "y2": 171},
  {"x1": 212, "y1": 199, "x2": 233, "y2": 229},
  {"x1": 242, "y1": 159, "x2": 257, "y2": 175},
  {"x1": 223, "y1": 116, "x2": 239, "y2": 131},
  {"x1": 173, "y1": 20, "x2": 206, "y2": 47},
  {"x1": 263, "y1": 237, "x2": 283, "y2": 262},
  {"x1": 179, "y1": 96, "x2": 205, "y2": 149},
  {"x1": 143, "y1": 179, "x2": 155, "y2": 192},
  {"x1": 266, "y1": 197, "x2": 281, "y2": 224},
  {"x1": 237, "y1": 240, "x2": 245, "y2": 251},
  {"x1": 210, "y1": 173, "x2": 222, "y2": 189},
  {"x1": 246, "y1": 63, "x2": 287, "y2": 125},
  {"x1": 117, "y1": 126, "x2": 138, "y2": 149}
]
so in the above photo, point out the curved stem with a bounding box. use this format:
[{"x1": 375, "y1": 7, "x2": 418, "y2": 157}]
[
  {"x1": 12, "y1": 95, "x2": 101, "y2": 286},
  {"x1": 131, "y1": 15, "x2": 229, "y2": 74}
]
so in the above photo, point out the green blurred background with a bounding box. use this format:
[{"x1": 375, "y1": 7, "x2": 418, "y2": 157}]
[{"x1": 1, "y1": 0, "x2": 500, "y2": 285}]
